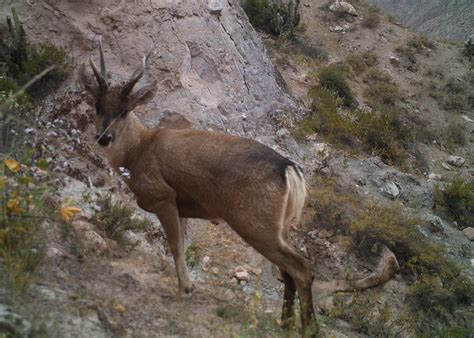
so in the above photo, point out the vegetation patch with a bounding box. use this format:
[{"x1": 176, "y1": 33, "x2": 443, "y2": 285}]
[
  {"x1": 361, "y1": 9, "x2": 380, "y2": 29},
  {"x1": 395, "y1": 34, "x2": 434, "y2": 71},
  {"x1": 293, "y1": 82, "x2": 410, "y2": 165},
  {"x1": 0, "y1": 8, "x2": 68, "y2": 97},
  {"x1": 185, "y1": 243, "x2": 201, "y2": 267},
  {"x1": 306, "y1": 179, "x2": 474, "y2": 335},
  {"x1": 445, "y1": 121, "x2": 466, "y2": 148},
  {"x1": 1, "y1": 157, "x2": 54, "y2": 292},
  {"x1": 363, "y1": 68, "x2": 401, "y2": 106},
  {"x1": 435, "y1": 178, "x2": 474, "y2": 230},
  {"x1": 243, "y1": 0, "x2": 301, "y2": 39},
  {"x1": 318, "y1": 64, "x2": 355, "y2": 107},
  {"x1": 92, "y1": 195, "x2": 152, "y2": 243}
]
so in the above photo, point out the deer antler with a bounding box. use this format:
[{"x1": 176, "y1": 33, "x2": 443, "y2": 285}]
[
  {"x1": 120, "y1": 47, "x2": 153, "y2": 97},
  {"x1": 90, "y1": 36, "x2": 108, "y2": 92}
]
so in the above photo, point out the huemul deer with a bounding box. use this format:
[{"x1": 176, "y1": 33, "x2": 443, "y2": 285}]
[{"x1": 79, "y1": 38, "x2": 317, "y2": 336}]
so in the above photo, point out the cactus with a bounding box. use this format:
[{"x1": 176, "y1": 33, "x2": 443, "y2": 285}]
[
  {"x1": 269, "y1": 0, "x2": 301, "y2": 38},
  {"x1": 244, "y1": 0, "x2": 301, "y2": 38},
  {"x1": 0, "y1": 8, "x2": 28, "y2": 76}
]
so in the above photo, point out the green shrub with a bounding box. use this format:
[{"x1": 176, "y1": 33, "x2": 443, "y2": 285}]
[
  {"x1": 353, "y1": 109, "x2": 409, "y2": 165},
  {"x1": 435, "y1": 178, "x2": 474, "y2": 230},
  {"x1": 318, "y1": 64, "x2": 355, "y2": 107},
  {"x1": 292, "y1": 86, "x2": 353, "y2": 143},
  {"x1": 346, "y1": 54, "x2": 366, "y2": 74},
  {"x1": 364, "y1": 68, "x2": 400, "y2": 106},
  {"x1": 92, "y1": 195, "x2": 152, "y2": 243},
  {"x1": 294, "y1": 85, "x2": 409, "y2": 165},
  {"x1": 444, "y1": 78, "x2": 465, "y2": 95},
  {"x1": 185, "y1": 243, "x2": 201, "y2": 267},
  {"x1": 291, "y1": 36, "x2": 328, "y2": 60},
  {"x1": 0, "y1": 9, "x2": 68, "y2": 98},
  {"x1": 446, "y1": 122, "x2": 466, "y2": 147},
  {"x1": 307, "y1": 180, "x2": 473, "y2": 335},
  {"x1": 1, "y1": 157, "x2": 53, "y2": 292},
  {"x1": 244, "y1": 0, "x2": 301, "y2": 38},
  {"x1": 243, "y1": 0, "x2": 271, "y2": 30},
  {"x1": 361, "y1": 11, "x2": 380, "y2": 29}
]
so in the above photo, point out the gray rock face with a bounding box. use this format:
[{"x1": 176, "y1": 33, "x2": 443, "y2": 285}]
[
  {"x1": 0, "y1": 305, "x2": 32, "y2": 337},
  {"x1": 16, "y1": 0, "x2": 296, "y2": 140},
  {"x1": 367, "y1": 0, "x2": 474, "y2": 41}
]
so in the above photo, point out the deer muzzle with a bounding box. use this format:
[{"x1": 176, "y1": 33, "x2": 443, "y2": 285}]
[{"x1": 96, "y1": 133, "x2": 114, "y2": 147}]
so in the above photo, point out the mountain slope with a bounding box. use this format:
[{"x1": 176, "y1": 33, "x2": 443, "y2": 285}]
[{"x1": 367, "y1": 0, "x2": 474, "y2": 40}]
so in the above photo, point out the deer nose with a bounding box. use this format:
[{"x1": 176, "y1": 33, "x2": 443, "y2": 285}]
[{"x1": 96, "y1": 133, "x2": 114, "y2": 147}]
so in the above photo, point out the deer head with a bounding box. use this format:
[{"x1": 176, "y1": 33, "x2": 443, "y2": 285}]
[{"x1": 79, "y1": 37, "x2": 157, "y2": 147}]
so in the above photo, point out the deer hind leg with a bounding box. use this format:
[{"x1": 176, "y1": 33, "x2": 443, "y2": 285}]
[
  {"x1": 280, "y1": 269, "x2": 296, "y2": 330},
  {"x1": 274, "y1": 240, "x2": 317, "y2": 337},
  {"x1": 230, "y1": 225, "x2": 317, "y2": 337},
  {"x1": 153, "y1": 201, "x2": 193, "y2": 298}
]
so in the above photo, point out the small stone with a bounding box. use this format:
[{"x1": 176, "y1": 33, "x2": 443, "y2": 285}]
[
  {"x1": 334, "y1": 25, "x2": 344, "y2": 33},
  {"x1": 234, "y1": 265, "x2": 247, "y2": 273},
  {"x1": 442, "y1": 162, "x2": 452, "y2": 171},
  {"x1": 212, "y1": 267, "x2": 220, "y2": 275},
  {"x1": 46, "y1": 246, "x2": 61, "y2": 258},
  {"x1": 381, "y1": 182, "x2": 401, "y2": 199},
  {"x1": 235, "y1": 270, "x2": 250, "y2": 282},
  {"x1": 72, "y1": 220, "x2": 93, "y2": 233},
  {"x1": 239, "y1": 280, "x2": 247, "y2": 286},
  {"x1": 202, "y1": 255, "x2": 211, "y2": 265},
  {"x1": 462, "y1": 227, "x2": 474, "y2": 241},
  {"x1": 276, "y1": 128, "x2": 289, "y2": 137},
  {"x1": 208, "y1": 0, "x2": 223, "y2": 15},
  {"x1": 428, "y1": 173, "x2": 442, "y2": 181},
  {"x1": 251, "y1": 268, "x2": 262, "y2": 276},
  {"x1": 447, "y1": 156, "x2": 466, "y2": 167},
  {"x1": 318, "y1": 229, "x2": 333, "y2": 239},
  {"x1": 389, "y1": 56, "x2": 400, "y2": 65}
]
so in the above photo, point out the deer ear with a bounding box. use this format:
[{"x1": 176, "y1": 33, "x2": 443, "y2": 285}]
[
  {"x1": 129, "y1": 80, "x2": 157, "y2": 109},
  {"x1": 78, "y1": 63, "x2": 99, "y2": 97}
]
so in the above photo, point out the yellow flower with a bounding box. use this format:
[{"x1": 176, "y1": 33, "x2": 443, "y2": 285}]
[
  {"x1": 7, "y1": 198, "x2": 23, "y2": 215},
  {"x1": 59, "y1": 205, "x2": 82, "y2": 221},
  {"x1": 113, "y1": 303, "x2": 126, "y2": 313},
  {"x1": 0, "y1": 176, "x2": 4, "y2": 190},
  {"x1": 5, "y1": 159, "x2": 20, "y2": 173}
]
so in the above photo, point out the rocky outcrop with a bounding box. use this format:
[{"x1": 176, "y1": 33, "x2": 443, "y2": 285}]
[{"x1": 14, "y1": 0, "x2": 297, "y2": 139}]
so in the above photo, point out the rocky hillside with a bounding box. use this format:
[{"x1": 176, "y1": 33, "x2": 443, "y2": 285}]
[
  {"x1": 1, "y1": 0, "x2": 473, "y2": 337},
  {"x1": 367, "y1": 0, "x2": 474, "y2": 40}
]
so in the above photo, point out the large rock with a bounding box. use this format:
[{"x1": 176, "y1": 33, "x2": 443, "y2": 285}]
[
  {"x1": 329, "y1": 1, "x2": 359, "y2": 16},
  {"x1": 447, "y1": 155, "x2": 466, "y2": 167},
  {"x1": 463, "y1": 227, "x2": 474, "y2": 241},
  {"x1": 15, "y1": 0, "x2": 297, "y2": 140}
]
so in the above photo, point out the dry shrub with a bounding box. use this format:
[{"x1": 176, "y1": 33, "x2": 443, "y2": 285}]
[{"x1": 363, "y1": 68, "x2": 401, "y2": 106}]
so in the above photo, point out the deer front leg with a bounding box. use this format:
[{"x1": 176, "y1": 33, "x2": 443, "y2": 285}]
[{"x1": 154, "y1": 201, "x2": 193, "y2": 298}]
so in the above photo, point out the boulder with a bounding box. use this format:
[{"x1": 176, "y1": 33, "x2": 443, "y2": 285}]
[
  {"x1": 329, "y1": 1, "x2": 358, "y2": 16},
  {"x1": 381, "y1": 181, "x2": 402, "y2": 199},
  {"x1": 447, "y1": 155, "x2": 466, "y2": 167},
  {"x1": 462, "y1": 227, "x2": 474, "y2": 241}
]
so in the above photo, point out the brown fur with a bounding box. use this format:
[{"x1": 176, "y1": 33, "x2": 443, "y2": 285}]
[{"x1": 79, "y1": 43, "x2": 317, "y2": 336}]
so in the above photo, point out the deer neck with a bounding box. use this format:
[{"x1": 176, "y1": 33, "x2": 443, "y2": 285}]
[{"x1": 104, "y1": 112, "x2": 146, "y2": 171}]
